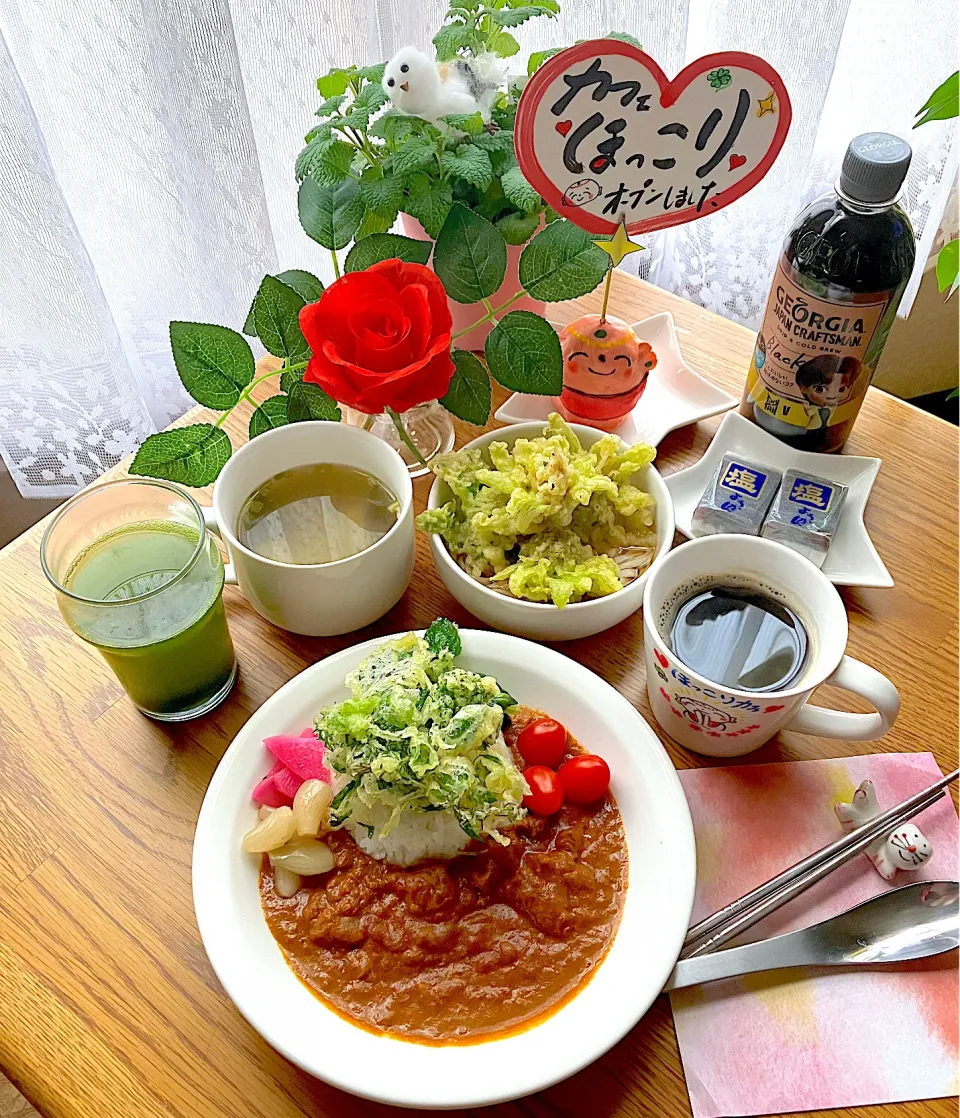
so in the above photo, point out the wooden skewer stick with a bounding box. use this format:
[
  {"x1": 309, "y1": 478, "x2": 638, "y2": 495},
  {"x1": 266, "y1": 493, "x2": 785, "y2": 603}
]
[{"x1": 598, "y1": 263, "x2": 614, "y2": 325}]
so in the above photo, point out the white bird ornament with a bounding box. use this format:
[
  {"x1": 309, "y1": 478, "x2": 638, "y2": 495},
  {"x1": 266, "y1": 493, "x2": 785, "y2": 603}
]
[{"x1": 382, "y1": 47, "x2": 503, "y2": 126}]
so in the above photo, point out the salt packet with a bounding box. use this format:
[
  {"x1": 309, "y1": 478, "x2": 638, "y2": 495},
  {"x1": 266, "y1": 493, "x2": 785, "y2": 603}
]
[
  {"x1": 761, "y1": 470, "x2": 848, "y2": 566},
  {"x1": 691, "y1": 454, "x2": 782, "y2": 537}
]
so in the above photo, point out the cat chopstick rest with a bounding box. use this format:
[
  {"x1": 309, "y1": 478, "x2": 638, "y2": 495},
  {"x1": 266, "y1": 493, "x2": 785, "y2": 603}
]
[
  {"x1": 553, "y1": 314, "x2": 658, "y2": 433},
  {"x1": 835, "y1": 779, "x2": 933, "y2": 880}
]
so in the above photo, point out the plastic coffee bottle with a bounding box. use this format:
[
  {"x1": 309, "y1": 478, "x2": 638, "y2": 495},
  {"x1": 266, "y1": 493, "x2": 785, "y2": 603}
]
[{"x1": 741, "y1": 132, "x2": 916, "y2": 452}]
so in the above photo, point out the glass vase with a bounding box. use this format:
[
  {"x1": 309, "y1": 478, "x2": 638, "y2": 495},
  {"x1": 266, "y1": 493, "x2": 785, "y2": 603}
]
[{"x1": 342, "y1": 401, "x2": 455, "y2": 479}]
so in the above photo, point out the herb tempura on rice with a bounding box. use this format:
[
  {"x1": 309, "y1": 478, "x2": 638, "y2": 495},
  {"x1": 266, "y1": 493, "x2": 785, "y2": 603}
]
[
  {"x1": 417, "y1": 414, "x2": 657, "y2": 608},
  {"x1": 314, "y1": 619, "x2": 526, "y2": 863},
  {"x1": 241, "y1": 619, "x2": 629, "y2": 1043}
]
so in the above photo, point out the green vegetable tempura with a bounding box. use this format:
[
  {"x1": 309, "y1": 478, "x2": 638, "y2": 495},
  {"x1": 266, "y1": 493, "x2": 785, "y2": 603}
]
[
  {"x1": 316, "y1": 620, "x2": 526, "y2": 846},
  {"x1": 417, "y1": 414, "x2": 657, "y2": 608}
]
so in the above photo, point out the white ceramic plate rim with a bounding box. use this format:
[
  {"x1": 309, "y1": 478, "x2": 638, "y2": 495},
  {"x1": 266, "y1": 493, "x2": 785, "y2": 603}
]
[
  {"x1": 664, "y1": 412, "x2": 892, "y2": 588},
  {"x1": 193, "y1": 630, "x2": 696, "y2": 1109},
  {"x1": 494, "y1": 312, "x2": 737, "y2": 446}
]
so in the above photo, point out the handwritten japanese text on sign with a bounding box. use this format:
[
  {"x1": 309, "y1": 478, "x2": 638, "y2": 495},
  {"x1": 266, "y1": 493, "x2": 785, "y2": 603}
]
[{"x1": 515, "y1": 42, "x2": 792, "y2": 236}]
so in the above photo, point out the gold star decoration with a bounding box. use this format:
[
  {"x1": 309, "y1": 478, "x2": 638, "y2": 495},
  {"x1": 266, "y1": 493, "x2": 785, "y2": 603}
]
[
  {"x1": 593, "y1": 216, "x2": 644, "y2": 267},
  {"x1": 757, "y1": 91, "x2": 777, "y2": 118}
]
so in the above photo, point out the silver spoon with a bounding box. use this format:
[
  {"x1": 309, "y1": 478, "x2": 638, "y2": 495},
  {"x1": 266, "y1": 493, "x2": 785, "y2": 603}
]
[{"x1": 665, "y1": 880, "x2": 958, "y2": 991}]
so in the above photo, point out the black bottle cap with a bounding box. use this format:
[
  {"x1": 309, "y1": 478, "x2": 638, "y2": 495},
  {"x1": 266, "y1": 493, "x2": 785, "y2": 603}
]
[{"x1": 839, "y1": 133, "x2": 912, "y2": 204}]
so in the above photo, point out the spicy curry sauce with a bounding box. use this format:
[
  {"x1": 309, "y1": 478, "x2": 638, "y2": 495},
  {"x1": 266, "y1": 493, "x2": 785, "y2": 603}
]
[{"x1": 260, "y1": 706, "x2": 627, "y2": 1043}]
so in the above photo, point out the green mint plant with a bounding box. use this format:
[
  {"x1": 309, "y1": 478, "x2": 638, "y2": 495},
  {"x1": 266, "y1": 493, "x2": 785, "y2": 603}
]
[
  {"x1": 294, "y1": 0, "x2": 568, "y2": 269},
  {"x1": 291, "y1": 6, "x2": 643, "y2": 272},
  {"x1": 129, "y1": 207, "x2": 610, "y2": 486}
]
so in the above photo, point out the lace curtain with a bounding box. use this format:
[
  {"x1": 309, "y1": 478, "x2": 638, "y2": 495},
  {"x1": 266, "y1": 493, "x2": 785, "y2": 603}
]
[{"x1": 0, "y1": 0, "x2": 955, "y2": 497}]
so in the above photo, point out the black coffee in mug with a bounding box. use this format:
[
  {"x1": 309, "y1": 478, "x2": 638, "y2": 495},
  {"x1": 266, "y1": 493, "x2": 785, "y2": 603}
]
[{"x1": 668, "y1": 584, "x2": 807, "y2": 692}]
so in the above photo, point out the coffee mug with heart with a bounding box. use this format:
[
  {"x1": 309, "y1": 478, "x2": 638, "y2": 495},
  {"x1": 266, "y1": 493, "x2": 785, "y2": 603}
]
[
  {"x1": 642, "y1": 535, "x2": 900, "y2": 757},
  {"x1": 515, "y1": 40, "x2": 791, "y2": 236}
]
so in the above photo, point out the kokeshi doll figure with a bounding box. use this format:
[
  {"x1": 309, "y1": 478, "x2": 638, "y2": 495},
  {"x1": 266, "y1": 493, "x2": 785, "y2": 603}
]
[{"x1": 553, "y1": 314, "x2": 657, "y2": 433}]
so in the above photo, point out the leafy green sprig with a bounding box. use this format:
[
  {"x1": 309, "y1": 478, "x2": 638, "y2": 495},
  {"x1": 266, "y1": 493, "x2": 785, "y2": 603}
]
[
  {"x1": 433, "y1": 0, "x2": 560, "y2": 62},
  {"x1": 914, "y1": 71, "x2": 959, "y2": 299}
]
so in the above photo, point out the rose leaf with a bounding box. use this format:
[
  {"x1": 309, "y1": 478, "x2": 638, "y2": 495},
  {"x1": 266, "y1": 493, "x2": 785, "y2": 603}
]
[
  {"x1": 169, "y1": 322, "x2": 254, "y2": 409},
  {"x1": 440, "y1": 350, "x2": 491, "y2": 425},
  {"x1": 433, "y1": 202, "x2": 507, "y2": 304},
  {"x1": 287, "y1": 381, "x2": 342, "y2": 422},
  {"x1": 279, "y1": 366, "x2": 305, "y2": 393},
  {"x1": 244, "y1": 270, "x2": 323, "y2": 336},
  {"x1": 129, "y1": 424, "x2": 232, "y2": 488},
  {"x1": 484, "y1": 311, "x2": 562, "y2": 395},
  {"x1": 518, "y1": 220, "x2": 609, "y2": 302},
  {"x1": 248, "y1": 395, "x2": 290, "y2": 438},
  {"x1": 355, "y1": 208, "x2": 399, "y2": 238},
  {"x1": 253, "y1": 275, "x2": 311, "y2": 362},
  {"x1": 276, "y1": 269, "x2": 325, "y2": 305}
]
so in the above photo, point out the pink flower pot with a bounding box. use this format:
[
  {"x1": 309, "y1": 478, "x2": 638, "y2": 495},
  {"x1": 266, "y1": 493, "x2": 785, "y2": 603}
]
[{"x1": 400, "y1": 213, "x2": 547, "y2": 353}]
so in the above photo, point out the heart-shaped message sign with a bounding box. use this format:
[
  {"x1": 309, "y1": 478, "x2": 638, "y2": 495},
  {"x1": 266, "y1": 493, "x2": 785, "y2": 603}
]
[{"x1": 515, "y1": 42, "x2": 791, "y2": 236}]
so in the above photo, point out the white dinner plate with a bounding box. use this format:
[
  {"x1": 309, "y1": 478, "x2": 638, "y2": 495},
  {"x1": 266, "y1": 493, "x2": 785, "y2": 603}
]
[
  {"x1": 664, "y1": 411, "x2": 891, "y2": 588},
  {"x1": 193, "y1": 629, "x2": 696, "y2": 1109},
  {"x1": 494, "y1": 311, "x2": 737, "y2": 447}
]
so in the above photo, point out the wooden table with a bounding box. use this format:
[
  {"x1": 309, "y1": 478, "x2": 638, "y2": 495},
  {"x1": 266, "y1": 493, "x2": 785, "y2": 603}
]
[{"x1": 0, "y1": 270, "x2": 956, "y2": 1118}]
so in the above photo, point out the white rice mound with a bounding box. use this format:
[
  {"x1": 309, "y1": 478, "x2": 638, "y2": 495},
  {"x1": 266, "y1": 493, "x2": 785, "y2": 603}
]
[{"x1": 346, "y1": 803, "x2": 470, "y2": 866}]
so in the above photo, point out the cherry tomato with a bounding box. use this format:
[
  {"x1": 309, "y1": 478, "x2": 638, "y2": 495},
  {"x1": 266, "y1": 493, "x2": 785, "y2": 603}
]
[
  {"x1": 516, "y1": 717, "x2": 567, "y2": 768},
  {"x1": 558, "y1": 755, "x2": 610, "y2": 805},
  {"x1": 522, "y1": 765, "x2": 564, "y2": 815}
]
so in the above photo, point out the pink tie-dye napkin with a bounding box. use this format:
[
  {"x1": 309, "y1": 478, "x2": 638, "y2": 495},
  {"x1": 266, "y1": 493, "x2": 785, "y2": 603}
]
[{"x1": 672, "y1": 752, "x2": 958, "y2": 1118}]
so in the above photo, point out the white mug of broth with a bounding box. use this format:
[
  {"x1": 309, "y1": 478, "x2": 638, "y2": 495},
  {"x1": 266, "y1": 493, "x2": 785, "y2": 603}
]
[
  {"x1": 204, "y1": 422, "x2": 414, "y2": 636},
  {"x1": 642, "y1": 534, "x2": 901, "y2": 757}
]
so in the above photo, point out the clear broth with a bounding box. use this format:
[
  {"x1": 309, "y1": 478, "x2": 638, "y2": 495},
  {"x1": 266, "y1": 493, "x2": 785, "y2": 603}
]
[{"x1": 237, "y1": 463, "x2": 398, "y2": 566}]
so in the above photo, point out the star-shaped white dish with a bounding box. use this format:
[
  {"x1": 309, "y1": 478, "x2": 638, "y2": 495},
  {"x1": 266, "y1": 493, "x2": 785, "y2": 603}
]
[
  {"x1": 493, "y1": 311, "x2": 737, "y2": 448},
  {"x1": 664, "y1": 412, "x2": 892, "y2": 588}
]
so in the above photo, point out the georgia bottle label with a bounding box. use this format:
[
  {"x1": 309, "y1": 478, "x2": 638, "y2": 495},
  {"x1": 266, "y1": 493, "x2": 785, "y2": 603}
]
[{"x1": 744, "y1": 256, "x2": 892, "y2": 430}]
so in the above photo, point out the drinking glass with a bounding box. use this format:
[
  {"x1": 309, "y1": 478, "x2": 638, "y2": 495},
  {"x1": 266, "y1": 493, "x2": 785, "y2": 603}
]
[{"x1": 41, "y1": 478, "x2": 237, "y2": 721}]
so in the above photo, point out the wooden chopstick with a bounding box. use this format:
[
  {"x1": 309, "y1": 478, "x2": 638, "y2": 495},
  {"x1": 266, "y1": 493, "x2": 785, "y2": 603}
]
[{"x1": 681, "y1": 767, "x2": 959, "y2": 959}]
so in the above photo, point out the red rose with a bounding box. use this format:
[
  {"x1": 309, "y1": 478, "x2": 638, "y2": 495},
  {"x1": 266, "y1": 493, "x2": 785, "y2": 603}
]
[{"x1": 299, "y1": 259, "x2": 455, "y2": 415}]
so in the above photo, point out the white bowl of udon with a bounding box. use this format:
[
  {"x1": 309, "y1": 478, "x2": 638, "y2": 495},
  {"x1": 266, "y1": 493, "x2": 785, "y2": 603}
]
[
  {"x1": 192, "y1": 629, "x2": 695, "y2": 1109},
  {"x1": 424, "y1": 422, "x2": 675, "y2": 641}
]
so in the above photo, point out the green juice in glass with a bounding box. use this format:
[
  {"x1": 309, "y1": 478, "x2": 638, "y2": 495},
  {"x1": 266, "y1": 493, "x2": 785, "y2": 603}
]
[{"x1": 60, "y1": 521, "x2": 236, "y2": 718}]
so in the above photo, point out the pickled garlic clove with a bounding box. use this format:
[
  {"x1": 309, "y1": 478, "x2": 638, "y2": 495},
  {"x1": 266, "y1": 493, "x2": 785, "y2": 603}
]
[
  {"x1": 268, "y1": 837, "x2": 335, "y2": 876},
  {"x1": 272, "y1": 865, "x2": 301, "y2": 897},
  {"x1": 242, "y1": 805, "x2": 296, "y2": 853},
  {"x1": 293, "y1": 778, "x2": 333, "y2": 836}
]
